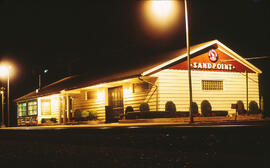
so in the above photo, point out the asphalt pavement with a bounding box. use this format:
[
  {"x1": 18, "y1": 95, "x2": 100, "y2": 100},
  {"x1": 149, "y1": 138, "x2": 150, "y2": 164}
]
[{"x1": 0, "y1": 121, "x2": 269, "y2": 168}]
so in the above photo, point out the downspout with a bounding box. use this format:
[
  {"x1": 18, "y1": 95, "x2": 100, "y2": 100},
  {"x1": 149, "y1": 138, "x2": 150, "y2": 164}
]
[{"x1": 138, "y1": 76, "x2": 158, "y2": 112}]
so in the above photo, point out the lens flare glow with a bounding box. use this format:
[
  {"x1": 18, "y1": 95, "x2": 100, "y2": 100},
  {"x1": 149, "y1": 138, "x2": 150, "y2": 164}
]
[
  {"x1": 151, "y1": 0, "x2": 174, "y2": 19},
  {"x1": 141, "y1": 0, "x2": 182, "y2": 36},
  {"x1": 0, "y1": 65, "x2": 11, "y2": 77}
]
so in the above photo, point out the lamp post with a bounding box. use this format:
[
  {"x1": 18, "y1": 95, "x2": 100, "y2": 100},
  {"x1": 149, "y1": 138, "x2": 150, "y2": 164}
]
[
  {"x1": 0, "y1": 65, "x2": 11, "y2": 127},
  {"x1": 184, "y1": 0, "x2": 193, "y2": 123},
  {"x1": 38, "y1": 69, "x2": 48, "y2": 89},
  {"x1": 7, "y1": 70, "x2": 10, "y2": 126},
  {"x1": 146, "y1": 0, "x2": 193, "y2": 123},
  {"x1": 1, "y1": 87, "x2": 5, "y2": 127}
]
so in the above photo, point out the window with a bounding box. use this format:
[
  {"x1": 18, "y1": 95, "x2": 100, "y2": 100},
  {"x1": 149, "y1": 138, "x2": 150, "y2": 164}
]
[
  {"x1": 28, "y1": 101, "x2": 37, "y2": 115},
  {"x1": 87, "y1": 91, "x2": 96, "y2": 100},
  {"x1": 41, "y1": 99, "x2": 51, "y2": 115},
  {"x1": 202, "y1": 80, "x2": 223, "y2": 90},
  {"x1": 133, "y1": 82, "x2": 150, "y2": 93},
  {"x1": 18, "y1": 103, "x2": 27, "y2": 117}
]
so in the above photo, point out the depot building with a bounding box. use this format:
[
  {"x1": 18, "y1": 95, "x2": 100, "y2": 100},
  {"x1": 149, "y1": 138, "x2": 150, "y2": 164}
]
[{"x1": 15, "y1": 40, "x2": 262, "y2": 126}]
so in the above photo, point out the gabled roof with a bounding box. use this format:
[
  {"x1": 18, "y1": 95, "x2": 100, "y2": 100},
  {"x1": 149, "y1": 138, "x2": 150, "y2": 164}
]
[
  {"x1": 15, "y1": 69, "x2": 143, "y2": 102},
  {"x1": 141, "y1": 40, "x2": 262, "y2": 75},
  {"x1": 15, "y1": 40, "x2": 262, "y2": 102}
]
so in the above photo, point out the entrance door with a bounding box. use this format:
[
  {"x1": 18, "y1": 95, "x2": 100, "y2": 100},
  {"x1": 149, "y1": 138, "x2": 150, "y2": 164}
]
[{"x1": 108, "y1": 86, "x2": 124, "y2": 119}]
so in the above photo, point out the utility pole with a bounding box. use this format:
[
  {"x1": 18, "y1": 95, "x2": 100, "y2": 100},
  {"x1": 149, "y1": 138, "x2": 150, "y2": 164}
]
[{"x1": 38, "y1": 69, "x2": 48, "y2": 89}]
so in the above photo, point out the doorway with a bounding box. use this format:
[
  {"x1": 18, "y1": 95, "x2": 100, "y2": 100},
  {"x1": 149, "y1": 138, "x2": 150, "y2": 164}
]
[{"x1": 108, "y1": 86, "x2": 124, "y2": 119}]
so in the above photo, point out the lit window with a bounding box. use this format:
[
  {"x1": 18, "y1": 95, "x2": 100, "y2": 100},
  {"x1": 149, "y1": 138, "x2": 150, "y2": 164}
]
[
  {"x1": 18, "y1": 102, "x2": 27, "y2": 117},
  {"x1": 41, "y1": 99, "x2": 51, "y2": 115},
  {"x1": 202, "y1": 80, "x2": 223, "y2": 90},
  {"x1": 28, "y1": 101, "x2": 37, "y2": 115}
]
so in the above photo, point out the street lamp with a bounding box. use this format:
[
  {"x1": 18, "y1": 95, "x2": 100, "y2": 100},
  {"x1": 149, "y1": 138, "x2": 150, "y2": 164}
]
[
  {"x1": 0, "y1": 87, "x2": 5, "y2": 127},
  {"x1": 0, "y1": 64, "x2": 11, "y2": 127},
  {"x1": 38, "y1": 69, "x2": 48, "y2": 89},
  {"x1": 146, "y1": 0, "x2": 193, "y2": 123},
  {"x1": 184, "y1": 0, "x2": 193, "y2": 123},
  {"x1": 142, "y1": 0, "x2": 182, "y2": 37}
]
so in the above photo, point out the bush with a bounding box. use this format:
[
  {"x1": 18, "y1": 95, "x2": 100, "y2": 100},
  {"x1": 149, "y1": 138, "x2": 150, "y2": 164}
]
[
  {"x1": 89, "y1": 110, "x2": 98, "y2": 120},
  {"x1": 201, "y1": 100, "x2": 212, "y2": 116},
  {"x1": 81, "y1": 110, "x2": 90, "y2": 118},
  {"x1": 74, "y1": 109, "x2": 81, "y2": 118},
  {"x1": 236, "y1": 100, "x2": 247, "y2": 114},
  {"x1": 140, "y1": 103, "x2": 150, "y2": 112},
  {"x1": 249, "y1": 101, "x2": 260, "y2": 114},
  {"x1": 41, "y1": 118, "x2": 57, "y2": 123},
  {"x1": 165, "y1": 101, "x2": 176, "y2": 114},
  {"x1": 191, "y1": 102, "x2": 199, "y2": 115},
  {"x1": 212, "y1": 111, "x2": 228, "y2": 116},
  {"x1": 125, "y1": 106, "x2": 134, "y2": 113},
  {"x1": 73, "y1": 109, "x2": 98, "y2": 121}
]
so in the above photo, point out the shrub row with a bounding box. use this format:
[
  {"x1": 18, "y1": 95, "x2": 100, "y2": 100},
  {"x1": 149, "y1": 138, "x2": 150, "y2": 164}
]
[
  {"x1": 73, "y1": 109, "x2": 98, "y2": 121},
  {"x1": 125, "y1": 100, "x2": 260, "y2": 119}
]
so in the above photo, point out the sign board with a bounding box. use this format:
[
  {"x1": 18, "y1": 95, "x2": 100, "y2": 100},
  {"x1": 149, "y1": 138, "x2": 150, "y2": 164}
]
[{"x1": 168, "y1": 48, "x2": 255, "y2": 73}]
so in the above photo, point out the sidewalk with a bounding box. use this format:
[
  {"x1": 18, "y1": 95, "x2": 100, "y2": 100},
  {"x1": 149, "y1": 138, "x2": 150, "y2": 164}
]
[{"x1": 2, "y1": 115, "x2": 270, "y2": 130}]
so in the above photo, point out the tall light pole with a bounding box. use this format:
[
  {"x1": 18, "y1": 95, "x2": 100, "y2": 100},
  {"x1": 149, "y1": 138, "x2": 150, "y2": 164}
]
[
  {"x1": 0, "y1": 65, "x2": 11, "y2": 127},
  {"x1": 7, "y1": 70, "x2": 10, "y2": 126},
  {"x1": 1, "y1": 87, "x2": 5, "y2": 127},
  {"x1": 184, "y1": 0, "x2": 193, "y2": 123},
  {"x1": 144, "y1": 0, "x2": 193, "y2": 123},
  {"x1": 38, "y1": 69, "x2": 48, "y2": 89}
]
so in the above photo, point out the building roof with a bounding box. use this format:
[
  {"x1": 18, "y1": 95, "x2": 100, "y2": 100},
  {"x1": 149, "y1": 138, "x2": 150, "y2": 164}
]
[{"x1": 15, "y1": 40, "x2": 262, "y2": 102}]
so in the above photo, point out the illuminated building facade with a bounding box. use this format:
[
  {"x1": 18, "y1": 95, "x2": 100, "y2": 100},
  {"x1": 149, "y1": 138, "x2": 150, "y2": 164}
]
[{"x1": 15, "y1": 40, "x2": 262, "y2": 126}]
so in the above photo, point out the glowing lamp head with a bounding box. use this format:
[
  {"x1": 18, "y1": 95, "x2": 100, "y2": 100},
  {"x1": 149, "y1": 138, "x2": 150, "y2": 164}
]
[
  {"x1": 150, "y1": 0, "x2": 174, "y2": 19},
  {"x1": 0, "y1": 65, "x2": 11, "y2": 77},
  {"x1": 141, "y1": 0, "x2": 182, "y2": 37}
]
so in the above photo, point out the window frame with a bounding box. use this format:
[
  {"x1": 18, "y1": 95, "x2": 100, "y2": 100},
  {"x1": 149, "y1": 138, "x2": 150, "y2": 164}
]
[
  {"x1": 27, "y1": 101, "x2": 38, "y2": 116},
  {"x1": 18, "y1": 102, "x2": 27, "y2": 117},
  {"x1": 202, "y1": 80, "x2": 223, "y2": 91},
  {"x1": 18, "y1": 100, "x2": 38, "y2": 117},
  {"x1": 41, "y1": 99, "x2": 51, "y2": 115}
]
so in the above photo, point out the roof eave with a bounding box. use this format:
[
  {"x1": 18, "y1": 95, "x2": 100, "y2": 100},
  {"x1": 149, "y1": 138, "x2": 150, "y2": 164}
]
[{"x1": 141, "y1": 40, "x2": 217, "y2": 76}]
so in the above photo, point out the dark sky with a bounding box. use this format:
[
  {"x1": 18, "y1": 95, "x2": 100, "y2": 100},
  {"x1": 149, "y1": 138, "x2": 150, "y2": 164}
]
[{"x1": 0, "y1": 0, "x2": 269, "y2": 105}]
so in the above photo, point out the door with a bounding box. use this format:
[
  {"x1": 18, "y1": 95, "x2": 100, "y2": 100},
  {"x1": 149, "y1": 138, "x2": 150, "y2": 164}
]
[{"x1": 108, "y1": 86, "x2": 124, "y2": 119}]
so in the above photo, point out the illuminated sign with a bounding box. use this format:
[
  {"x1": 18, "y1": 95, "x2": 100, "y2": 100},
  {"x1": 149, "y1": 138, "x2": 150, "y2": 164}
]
[
  {"x1": 208, "y1": 49, "x2": 218, "y2": 62},
  {"x1": 168, "y1": 48, "x2": 254, "y2": 73},
  {"x1": 191, "y1": 62, "x2": 236, "y2": 71},
  {"x1": 191, "y1": 49, "x2": 235, "y2": 70}
]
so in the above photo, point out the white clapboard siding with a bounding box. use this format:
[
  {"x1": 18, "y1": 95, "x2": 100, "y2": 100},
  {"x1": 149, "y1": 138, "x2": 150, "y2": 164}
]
[
  {"x1": 37, "y1": 94, "x2": 60, "y2": 123},
  {"x1": 152, "y1": 69, "x2": 259, "y2": 114},
  {"x1": 72, "y1": 81, "x2": 159, "y2": 120},
  {"x1": 123, "y1": 82, "x2": 158, "y2": 112},
  {"x1": 73, "y1": 88, "x2": 106, "y2": 120}
]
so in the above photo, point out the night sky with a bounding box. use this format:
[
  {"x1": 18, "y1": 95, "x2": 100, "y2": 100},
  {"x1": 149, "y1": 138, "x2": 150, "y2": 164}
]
[{"x1": 0, "y1": 0, "x2": 269, "y2": 123}]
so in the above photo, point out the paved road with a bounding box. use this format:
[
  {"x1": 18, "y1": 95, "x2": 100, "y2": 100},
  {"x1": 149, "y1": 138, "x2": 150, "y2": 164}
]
[
  {"x1": 2, "y1": 120, "x2": 270, "y2": 130},
  {"x1": 0, "y1": 122, "x2": 269, "y2": 168}
]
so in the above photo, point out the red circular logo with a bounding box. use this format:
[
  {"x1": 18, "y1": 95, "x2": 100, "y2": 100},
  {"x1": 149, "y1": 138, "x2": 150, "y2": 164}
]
[{"x1": 208, "y1": 49, "x2": 218, "y2": 62}]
